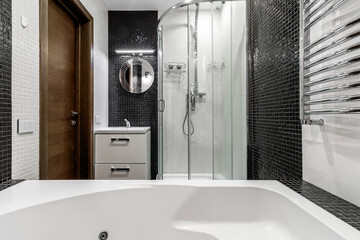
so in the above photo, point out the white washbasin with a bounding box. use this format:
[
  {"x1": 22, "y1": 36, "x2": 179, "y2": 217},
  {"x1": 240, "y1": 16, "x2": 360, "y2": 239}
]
[{"x1": 94, "y1": 127, "x2": 150, "y2": 134}]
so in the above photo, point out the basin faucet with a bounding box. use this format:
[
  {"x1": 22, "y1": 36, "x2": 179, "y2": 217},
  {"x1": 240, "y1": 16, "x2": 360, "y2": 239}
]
[{"x1": 124, "y1": 119, "x2": 131, "y2": 128}]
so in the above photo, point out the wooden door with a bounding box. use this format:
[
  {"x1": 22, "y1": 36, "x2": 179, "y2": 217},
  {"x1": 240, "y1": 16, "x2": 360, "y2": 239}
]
[{"x1": 47, "y1": 0, "x2": 77, "y2": 179}]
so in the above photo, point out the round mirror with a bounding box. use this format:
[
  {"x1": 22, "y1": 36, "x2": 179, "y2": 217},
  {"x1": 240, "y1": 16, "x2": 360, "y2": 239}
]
[{"x1": 119, "y1": 58, "x2": 154, "y2": 94}]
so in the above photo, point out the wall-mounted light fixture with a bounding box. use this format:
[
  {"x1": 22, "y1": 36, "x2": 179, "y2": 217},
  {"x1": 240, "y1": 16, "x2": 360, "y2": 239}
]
[{"x1": 115, "y1": 49, "x2": 155, "y2": 56}]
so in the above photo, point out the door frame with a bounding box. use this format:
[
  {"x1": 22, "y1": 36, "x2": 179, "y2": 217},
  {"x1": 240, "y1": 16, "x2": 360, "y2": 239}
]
[{"x1": 40, "y1": 0, "x2": 94, "y2": 179}]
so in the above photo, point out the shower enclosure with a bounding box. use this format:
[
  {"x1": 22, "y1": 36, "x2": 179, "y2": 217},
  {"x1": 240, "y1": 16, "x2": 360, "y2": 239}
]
[{"x1": 158, "y1": 0, "x2": 248, "y2": 180}]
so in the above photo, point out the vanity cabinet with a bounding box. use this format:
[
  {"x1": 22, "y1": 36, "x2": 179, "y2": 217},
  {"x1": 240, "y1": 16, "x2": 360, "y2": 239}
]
[{"x1": 94, "y1": 128, "x2": 151, "y2": 179}]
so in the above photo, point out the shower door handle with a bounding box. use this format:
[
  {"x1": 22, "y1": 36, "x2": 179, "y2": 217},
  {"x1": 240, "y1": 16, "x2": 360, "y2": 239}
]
[{"x1": 159, "y1": 99, "x2": 166, "y2": 112}]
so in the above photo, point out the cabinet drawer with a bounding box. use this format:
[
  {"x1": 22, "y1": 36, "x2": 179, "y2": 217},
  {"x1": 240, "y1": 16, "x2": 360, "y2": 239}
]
[
  {"x1": 95, "y1": 164, "x2": 147, "y2": 180},
  {"x1": 95, "y1": 133, "x2": 149, "y2": 164}
]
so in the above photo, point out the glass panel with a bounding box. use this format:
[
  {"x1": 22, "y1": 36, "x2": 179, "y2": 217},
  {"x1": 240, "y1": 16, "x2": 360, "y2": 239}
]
[
  {"x1": 188, "y1": 3, "x2": 213, "y2": 180},
  {"x1": 161, "y1": 8, "x2": 189, "y2": 179},
  {"x1": 158, "y1": 0, "x2": 248, "y2": 180},
  {"x1": 157, "y1": 27, "x2": 163, "y2": 179},
  {"x1": 212, "y1": 1, "x2": 233, "y2": 180},
  {"x1": 231, "y1": 0, "x2": 248, "y2": 179}
]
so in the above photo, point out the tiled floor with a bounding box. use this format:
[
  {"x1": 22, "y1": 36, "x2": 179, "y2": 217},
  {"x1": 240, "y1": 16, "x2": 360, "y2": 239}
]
[{"x1": 280, "y1": 179, "x2": 360, "y2": 231}]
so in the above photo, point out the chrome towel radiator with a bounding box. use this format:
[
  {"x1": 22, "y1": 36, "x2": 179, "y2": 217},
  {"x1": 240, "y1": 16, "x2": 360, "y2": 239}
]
[{"x1": 300, "y1": 0, "x2": 360, "y2": 125}]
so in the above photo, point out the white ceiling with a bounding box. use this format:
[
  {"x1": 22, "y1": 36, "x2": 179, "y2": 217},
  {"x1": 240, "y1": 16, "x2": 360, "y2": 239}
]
[{"x1": 103, "y1": 0, "x2": 183, "y2": 11}]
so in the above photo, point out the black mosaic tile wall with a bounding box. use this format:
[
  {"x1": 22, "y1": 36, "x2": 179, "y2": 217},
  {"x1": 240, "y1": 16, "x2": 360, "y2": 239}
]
[
  {"x1": 108, "y1": 11, "x2": 158, "y2": 179},
  {"x1": 0, "y1": 180, "x2": 23, "y2": 191},
  {"x1": 280, "y1": 180, "x2": 360, "y2": 231},
  {"x1": 0, "y1": 0, "x2": 12, "y2": 185},
  {"x1": 248, "y1": 0, "x2": 302, "y2": 180}
]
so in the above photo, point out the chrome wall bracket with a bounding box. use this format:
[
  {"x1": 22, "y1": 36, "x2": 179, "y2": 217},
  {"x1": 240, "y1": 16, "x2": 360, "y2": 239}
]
[{"x1": 301, "y1": 119, "x2": 324, "y2": 126}]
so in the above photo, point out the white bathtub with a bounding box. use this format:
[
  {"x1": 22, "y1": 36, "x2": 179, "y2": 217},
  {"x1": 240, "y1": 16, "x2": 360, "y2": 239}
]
[{"x1": 0, "y1": 180, "x2": 359, "y2": 240}]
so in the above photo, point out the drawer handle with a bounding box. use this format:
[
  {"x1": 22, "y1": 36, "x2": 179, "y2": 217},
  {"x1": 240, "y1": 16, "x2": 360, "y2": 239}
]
[
  {"x1": 111, "y1": 138, "x2": 130, "y2": 142},
  {"x1": 111, "y1": 167, "x2": 130, "y2": 172}
]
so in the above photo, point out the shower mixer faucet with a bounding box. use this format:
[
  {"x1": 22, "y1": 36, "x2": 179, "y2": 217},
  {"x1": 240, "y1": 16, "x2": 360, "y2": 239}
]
[{"x1": 124, "y1": 119, "x2": 131, "y2": 128}]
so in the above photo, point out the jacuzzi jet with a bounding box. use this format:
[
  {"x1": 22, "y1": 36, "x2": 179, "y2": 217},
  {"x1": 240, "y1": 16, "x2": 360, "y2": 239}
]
[{"x1": 99, "y1": 231, "x2": 108, "y2": 240}]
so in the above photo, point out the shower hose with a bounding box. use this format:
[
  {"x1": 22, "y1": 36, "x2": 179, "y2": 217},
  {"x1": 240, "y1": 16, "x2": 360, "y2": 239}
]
[{"x1": 182, "y1": 111, "x2": 194, "y2": 136}]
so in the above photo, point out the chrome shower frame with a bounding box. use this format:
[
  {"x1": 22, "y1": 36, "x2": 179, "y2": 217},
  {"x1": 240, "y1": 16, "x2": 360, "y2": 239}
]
[{"x1": 157, "y1": 0, "x2": 248, "y2": 180}]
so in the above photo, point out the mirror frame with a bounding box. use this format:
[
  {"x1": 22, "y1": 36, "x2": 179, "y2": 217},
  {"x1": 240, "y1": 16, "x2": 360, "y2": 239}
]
[{"x1": 119, "y1": 57, "x2": 155, "y2": 94}]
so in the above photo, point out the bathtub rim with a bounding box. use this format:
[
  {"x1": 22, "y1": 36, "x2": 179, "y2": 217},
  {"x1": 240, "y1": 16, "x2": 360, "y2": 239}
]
[{"x1": 0, "y1": 180, "x2": 359, "y2": 239}]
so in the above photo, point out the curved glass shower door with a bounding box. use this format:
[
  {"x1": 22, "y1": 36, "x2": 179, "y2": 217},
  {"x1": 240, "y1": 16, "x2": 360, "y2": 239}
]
[{"x1": 158, "y1": 0, "x2": 247, "y2": 180}]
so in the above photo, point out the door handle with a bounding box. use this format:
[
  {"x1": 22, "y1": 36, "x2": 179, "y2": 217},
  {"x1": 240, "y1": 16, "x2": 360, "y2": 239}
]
[
  {"x1": 71, "y1": 111, "x2": 79, "y2": 127},
  {"x1": 159, "y1": 99, "x2": 165, "y2": 112},
  {"x1": 71, "y1": 111, "x2": 79, "y2": 119},
  {"x1": 111, "y1": 167, "x2": 130, "y2": 172}
]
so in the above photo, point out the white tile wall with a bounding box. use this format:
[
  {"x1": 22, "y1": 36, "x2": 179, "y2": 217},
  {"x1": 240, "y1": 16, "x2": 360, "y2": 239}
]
[
  {"x1": 11, "y1": 0, "x2": 108, "y2": 179},
  {"x1": 303, "y1": 0, "x2": 360, "y2": 206},
  {"x1": 80, "y1": 0, "x2": 109, "y2": 129},
  {"x1": 12, "y1": 0, "x2": 40, "y2": 180}
]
